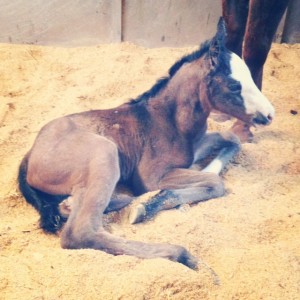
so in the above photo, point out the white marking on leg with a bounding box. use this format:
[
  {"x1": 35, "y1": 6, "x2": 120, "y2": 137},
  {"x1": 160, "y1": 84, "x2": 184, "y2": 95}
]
[
  {"x1": 229, "y1": 52, "x2": 275, "y2": 119},
  {"x1": 202, "y1": 159, "x2": 223, "y2": 175}
]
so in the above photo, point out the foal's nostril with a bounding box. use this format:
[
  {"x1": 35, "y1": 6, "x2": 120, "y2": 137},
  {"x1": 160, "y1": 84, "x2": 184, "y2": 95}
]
[{"x1": 253, "y1": 112, "x2": 273, "y2": 126}]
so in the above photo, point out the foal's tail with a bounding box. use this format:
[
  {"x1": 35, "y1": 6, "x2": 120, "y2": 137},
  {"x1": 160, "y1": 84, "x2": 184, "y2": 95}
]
[{"x1": 18, "y1": 155, "x2": 66, "y2": 234}]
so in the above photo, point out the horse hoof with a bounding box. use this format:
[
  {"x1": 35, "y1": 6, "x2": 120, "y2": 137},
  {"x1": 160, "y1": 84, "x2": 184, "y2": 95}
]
[
  {"x1": 129, "y1": 204, "x2": 146, "y2": 224},
  {"x1": 183, "y1": 253, "x2": 199, "y2": 270}
]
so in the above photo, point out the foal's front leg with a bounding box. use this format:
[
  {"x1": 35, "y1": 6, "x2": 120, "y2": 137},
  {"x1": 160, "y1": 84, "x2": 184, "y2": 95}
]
[
  {"x1": 192, "y1": 131, "x2": 241, "y2": 174},
  {"x1": 130, "y1": 132, "x2": 240, "y2": 224},
  {"x1": 129, "y1": 170, "x2": 225, "y2": 224}
]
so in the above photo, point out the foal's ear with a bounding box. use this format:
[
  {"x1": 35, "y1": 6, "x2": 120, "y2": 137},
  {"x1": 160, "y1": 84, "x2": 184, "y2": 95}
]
[{"x1": 209, "y1": 17, "x2": 227, "y2": 67}]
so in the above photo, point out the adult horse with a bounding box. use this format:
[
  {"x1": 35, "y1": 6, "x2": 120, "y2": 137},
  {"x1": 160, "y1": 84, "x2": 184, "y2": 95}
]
[
  {"x1": 222, "y1": 0, "x2": 288, "y2": 89},
  {"x1": 222, "y1": 0, "x2": 288, "y2": 141},
  {"x1": 18, "y1": 19, "x2": 274, "y2": 269}
]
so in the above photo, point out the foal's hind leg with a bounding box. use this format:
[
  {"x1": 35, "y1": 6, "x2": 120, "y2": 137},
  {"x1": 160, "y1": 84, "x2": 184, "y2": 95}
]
[
  {"x1": 62, "y1": 176, "x2": 197, "y2": 269},
  {"x1": 104, "y1": 193, "x2": 134, "y2": 213},
  {"x1": 57, "y1": 139, "x2": 197, "y2": 269},
  {"x1": 59, "y1": 192, "x2": 133, "y2": 217}
]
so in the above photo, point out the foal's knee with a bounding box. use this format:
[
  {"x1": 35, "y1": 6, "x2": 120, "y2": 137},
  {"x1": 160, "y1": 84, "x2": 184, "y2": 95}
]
[{"x1": 222, "y1": 131, "x2": 241, "y2": 149}]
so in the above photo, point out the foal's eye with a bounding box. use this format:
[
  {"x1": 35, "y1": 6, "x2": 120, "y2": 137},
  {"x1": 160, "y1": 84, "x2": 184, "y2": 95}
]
[{"x1": 229, "y1": 83, "x2": 242, "y2": 94}]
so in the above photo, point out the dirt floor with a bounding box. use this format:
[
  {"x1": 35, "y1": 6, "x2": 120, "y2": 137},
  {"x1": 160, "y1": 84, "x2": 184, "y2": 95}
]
[{"x1": 0, "y1": 41, "x2": 299, "y2": 300}]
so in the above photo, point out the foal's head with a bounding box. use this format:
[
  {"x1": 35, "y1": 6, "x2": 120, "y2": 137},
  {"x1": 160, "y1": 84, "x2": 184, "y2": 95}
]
[{"x1": 206, "y1": 18, "x2": 274, "y2": 126}]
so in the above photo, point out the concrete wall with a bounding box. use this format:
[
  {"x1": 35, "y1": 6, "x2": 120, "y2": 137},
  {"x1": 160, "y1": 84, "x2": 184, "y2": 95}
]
[
  {"x1": 0, "y1": 0, "x2": 222, "y2": 47},
  {"x1": 122, "y1": 0, "x2": 221, "y2": 47},
  {"x1": 0, "y1": 0, "x2": 289, "y2": 47},
  {"x1": 0, "y1": 0, "x2": 121, "y2": 46}
]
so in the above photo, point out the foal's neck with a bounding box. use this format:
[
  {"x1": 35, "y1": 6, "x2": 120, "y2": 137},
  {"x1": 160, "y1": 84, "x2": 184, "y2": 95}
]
[{"x1": 148, "y1": 60, "x2": 212, "y2": 139}]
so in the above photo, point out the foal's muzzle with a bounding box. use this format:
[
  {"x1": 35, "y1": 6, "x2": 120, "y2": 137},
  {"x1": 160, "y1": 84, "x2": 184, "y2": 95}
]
[{"x1": 252, "y1": 112, "x2": 273, "y2": 126}]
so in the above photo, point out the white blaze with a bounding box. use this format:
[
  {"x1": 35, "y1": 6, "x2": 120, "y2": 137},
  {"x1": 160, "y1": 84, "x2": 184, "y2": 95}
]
[{"x1": 229, "y1": 52, "x2": 275, "y2": 119}]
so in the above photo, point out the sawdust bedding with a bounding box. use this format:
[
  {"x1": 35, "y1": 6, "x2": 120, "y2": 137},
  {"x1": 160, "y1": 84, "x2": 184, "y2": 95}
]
[{"x1": 0, "y1": 42, "x2": 299, "y2": 299}]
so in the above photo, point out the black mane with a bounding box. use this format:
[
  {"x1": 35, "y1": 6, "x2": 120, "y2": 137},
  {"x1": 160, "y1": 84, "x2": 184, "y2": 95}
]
[{"x1": 130, "y1": 40, "x2": 211, "y2": 105}]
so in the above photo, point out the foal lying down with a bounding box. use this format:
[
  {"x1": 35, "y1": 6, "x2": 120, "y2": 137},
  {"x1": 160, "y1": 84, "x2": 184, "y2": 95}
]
[{"x1": 19, "y1": 19, "x2": 274, "y2": 269}]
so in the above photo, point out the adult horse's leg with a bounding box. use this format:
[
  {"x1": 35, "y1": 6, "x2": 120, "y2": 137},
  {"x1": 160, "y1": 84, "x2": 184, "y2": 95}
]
[
  {"x1": 219, "y1": 1, "x2": 251, "y2": 142},
  {"x1": 244, "y1": 0, "x2": 289, "y2": 89},
  {"x1": 222, "y1": 0, "x2": 249, "y2": 57},
  {"x1": 282, "y1": 0, "x2": 300, "y2": 44},
  {"x1": 130, "y1": 132, "x2": 240, "y2": 224}
]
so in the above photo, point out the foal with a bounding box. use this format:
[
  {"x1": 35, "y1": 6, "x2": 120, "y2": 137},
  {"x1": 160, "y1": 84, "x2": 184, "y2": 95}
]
[{"x1": 19, "y1": 19, "x2": 274, "y2": 269}]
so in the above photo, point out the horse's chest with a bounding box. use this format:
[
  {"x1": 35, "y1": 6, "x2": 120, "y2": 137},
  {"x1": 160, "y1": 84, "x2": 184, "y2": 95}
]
[
  {"x1": 148, "y1": 135, "x2": 193, "y2": 168},
  {"x1": 130, "y1": 138, "x2": 193, "y2": 193}
]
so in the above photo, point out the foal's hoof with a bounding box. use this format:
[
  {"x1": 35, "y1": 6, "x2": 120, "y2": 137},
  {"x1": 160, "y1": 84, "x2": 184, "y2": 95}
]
[
  {"x1": 58, "y1": 197, "x2": 72, "y2": 218},
  {"x1": 178, "y1": 250, "x2": 198, "y2": 270},
  {"x1": 129, "y1": 204, "x2": 146, "y2": 224}
]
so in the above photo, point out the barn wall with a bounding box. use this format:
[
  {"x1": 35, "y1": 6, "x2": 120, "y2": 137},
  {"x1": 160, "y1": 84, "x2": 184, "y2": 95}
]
[
  {"x1": 122, "y1": 0, "x2": 221, "y2": 47},
  {"x1": 0, "y1": 0, "x2": 121, "y2": 46},
  {"x1": 0, "y1": 0, "x2": 222, "y2": 47},
  {"x1": 0, "y1": 0, "x2": 289, "y2": 47}
]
